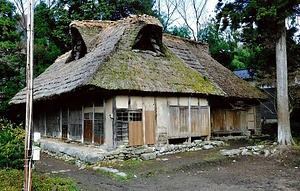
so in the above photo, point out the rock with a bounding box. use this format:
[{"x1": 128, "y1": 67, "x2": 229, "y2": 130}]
[
  {"x1": 264, "y1": 149, "x2": 270, "y2": 157},
  {"x1": 58, "y1": 146, "x2": 67, "y2": 153},
  {"x1": 159, "y1": 147, "x2": 167, "y2": 153},
  {"x1": 116, "y1": 172, "x2": 127, "y2": 178},
  {"x1": 85, "y1": 153, "x2": 104, "y2": 164},
  {"x1": 108, "y1": 169, "x2": 119, "y2": 173},
  {"x1": 203, "y1": 145, "x2": 214, "y2": 150},
  {"x1": 140, "y1": 153, "x2": 156, "y2": 160},
  {"x1": 241, "y1": 149, "x2": 252, "y2": 156},
  {"x1": 65, "y1": 147, "x2": 78, "y2": 157},
  {"x1": 98, "y1": 167, "x2": 110, "y2": 172},
  {"x1": 194, "y1": 147, "x2": 202, "y2": 151},
  {"x1": 168, "y1": 144, "x2": 175, "y2": 151},
  {"x1": 220, "y1": 149, "x2": 241, "y2": 156},
  {"x1": 132, "y1": 149, "x2": 144, "y2": 155},
  {"x1": 194, "y1": 140, "x2": 202, "y2": 144},
  {"x1": 211, "y1": 141, "x2": 224, "y2": 147},
  {"x1": 76, "y1": 151, "x2": 87, "y2": 161},
  {"x1": 92, "y1": 166, "x2": 101, "y2": 170}
]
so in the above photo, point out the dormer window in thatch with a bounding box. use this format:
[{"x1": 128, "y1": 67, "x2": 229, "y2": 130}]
[
  {"x1": 132, "y1": 24, "x2": 164, "y2": 55},
  {"x1": 65, "y1": 27, "x2": 87, "y2": 63}
]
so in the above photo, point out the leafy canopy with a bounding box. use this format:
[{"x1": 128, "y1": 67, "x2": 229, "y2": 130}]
[
  {"x1": 0, "y1": 0, "x2": 25, "y2": 113},
  {"x1": 0, "y1": 118, "x2": 25, "y2": 169},
  {"x1": 215, "y1": 0, "x2": 300, "y2": 76}
]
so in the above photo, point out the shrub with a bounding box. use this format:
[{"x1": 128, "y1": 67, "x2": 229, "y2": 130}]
[
  {"x1": 0, "y1": 118, "x2": 25, "y2": 169},
  {"x1": 0, "y1": 169, "x2": 78, "y2": 190}
]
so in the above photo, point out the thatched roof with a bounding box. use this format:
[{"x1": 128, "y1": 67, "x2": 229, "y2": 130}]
[{"x1": 10, "y1": 15, "x2": 265, "y2": 105}]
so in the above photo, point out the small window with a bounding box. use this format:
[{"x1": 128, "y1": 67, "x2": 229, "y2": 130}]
[
  {"x1": 65, "y1": 27, "x2": 87, "y2": 63},
  {"x1": 132, "y1": 24, "x2": 164, "y2": 55},
  {"x1": 115, "y1": 109, "x2": 142, "y2": 144},
  {"x1": 129, "y1": 110, "x2": 142, "y2": 121}
]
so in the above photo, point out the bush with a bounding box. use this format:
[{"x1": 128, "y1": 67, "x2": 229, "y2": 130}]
[
  {"x1": 0, "y1": 169, "x2": 78, "y2": 190},
  {"x1": 0, "y1": 118, "x2": 25, "y2": 169}
]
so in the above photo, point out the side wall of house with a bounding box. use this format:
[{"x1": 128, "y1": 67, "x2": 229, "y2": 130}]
[
  {"x1": 114, "y1": 95, "x2": 210, "y2": 146},
  {"x1": 33, "y1": 94, "x2": 211, "y2": 147},
  {"x1": 211, "y1": 105, "x2": 261, "y2": 135},
  {"x1": 33, "y1": 96, "x2": 110, "y2": 146}
]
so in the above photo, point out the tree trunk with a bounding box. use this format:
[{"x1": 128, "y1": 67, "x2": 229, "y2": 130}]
[{"x1": 276, "y1": 21, "x2": 293, "y2": 145}]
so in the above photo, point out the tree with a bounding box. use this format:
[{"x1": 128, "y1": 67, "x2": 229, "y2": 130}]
[
  {"x1": 216, "y1": 0, "x2": 300, "y2": 145},
  {"x1": 49, "y1": 0, "x2": 157, "y2": 53},
  {"x1": 174, "y1": 0, "x2": 208, "y2": 40},
  {"x1": 198, "y1": 20, "x2": 237, "y2": 69},
  {"x1": 167, "y1": 25, "x2": 191, "y2": 39},
  {"x1": 0, "y1": 118, "x2": 25, "y2": 169},
  {"x1": 155, "y1": 0, "x2": 209, "y2": 41},
  {"x1": 155, "y1": 0, "x2": 178, "y2": 32},
  {"x1": 34, "y1": 1, "x2": 61, "y2": 76},
  {"x1": 0, "y1": 0, "x2": 25, "y2": 113}
]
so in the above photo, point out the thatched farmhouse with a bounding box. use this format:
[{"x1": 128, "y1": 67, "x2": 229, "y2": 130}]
[{"x1": 10, "y1": 15, "x2": 266, "y2": 147}]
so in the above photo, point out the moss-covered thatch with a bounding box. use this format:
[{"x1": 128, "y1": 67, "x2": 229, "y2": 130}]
[{"x1": 10, "y1": 15, "x2": 265, "y2": 105}]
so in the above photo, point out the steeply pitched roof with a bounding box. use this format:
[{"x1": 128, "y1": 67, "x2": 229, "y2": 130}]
[
  {"x1": 163, "y1": 35, "x2": 266, "y2": 99},
  {"x1": 10, "y1": 15, "x2": 265, "y2": 105}
]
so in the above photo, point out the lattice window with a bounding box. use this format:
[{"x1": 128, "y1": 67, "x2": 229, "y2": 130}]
[
  {"x1": 69, "y1": 107, "x2": 82, "y2": 141},
  {"x1": 94, "y1": 113, "x2": 104, "y2": 144},
  {"x1": 115, "y1": 109, "x2": 142, "y2": 144},
  {"x1": 46, "y1": 111, "x2": 60, "y2": 137}
]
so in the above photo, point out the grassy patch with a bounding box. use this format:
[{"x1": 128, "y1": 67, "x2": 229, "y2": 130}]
[{"x1": 0, "y1": 169, "x2": 78, "y2": 191}]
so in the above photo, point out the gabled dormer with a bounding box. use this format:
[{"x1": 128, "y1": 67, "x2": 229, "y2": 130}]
[
  {"x1": 132, "y1": 24, "x2": 164, "y2": 55},
  {"x1": 65, "y1": 27, "x2": 87, "y2": 63}
]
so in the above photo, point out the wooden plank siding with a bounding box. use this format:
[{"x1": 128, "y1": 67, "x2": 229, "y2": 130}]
[
  {"x1": 84, "y1": 120, "x2": 93, "y2": 142},
  {"x1": 211, "y1": 109, "x2": 248, "y2": 132},
  {"x1": 169, "y1": 106, "x2": 189, "y2": 138},
  {"x1": 129, "y1": 121, "x2": 143, "y2": 146},
  {"x1": 169, "y1": 106, "x2": 209, "y2": 138},
  {"x1": 145, "y1": 110, "x2": 156, "y2": 144}
]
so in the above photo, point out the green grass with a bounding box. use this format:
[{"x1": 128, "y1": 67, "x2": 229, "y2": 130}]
[{"x1": 0, "y1": 169, "x2": 79, "y2": 191}]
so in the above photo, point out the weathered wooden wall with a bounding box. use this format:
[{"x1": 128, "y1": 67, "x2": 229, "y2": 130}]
[
  {"x1": 114, "y1": 95, "x2": 210, "y2": 146},
  {"x1": 211, "y1": 108, "x2": 256, "y2": 133}
]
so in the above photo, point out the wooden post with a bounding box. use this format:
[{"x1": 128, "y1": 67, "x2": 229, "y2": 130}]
[{"x1": 23, "y1": 0, "x2": 34, "y2": 190}]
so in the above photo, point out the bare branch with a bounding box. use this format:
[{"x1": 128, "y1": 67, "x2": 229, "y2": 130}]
[
  {"x1": 13, "y1": 0, "x2": 27, "y2": 33},
  {"x1": 172, "y1": 0, "x2": 209, "y2": 41}
]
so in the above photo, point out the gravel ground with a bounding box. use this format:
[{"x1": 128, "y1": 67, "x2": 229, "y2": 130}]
[{"x1": 35, "y1": 144, "x2": 300, "y2": 191}]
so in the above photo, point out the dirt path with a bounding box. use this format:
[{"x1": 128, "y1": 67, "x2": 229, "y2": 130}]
[{"x1": 35, "y1": 146, "x2": 300, "y2": 191}]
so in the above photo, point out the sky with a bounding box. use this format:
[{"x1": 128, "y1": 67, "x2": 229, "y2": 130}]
[{"x1": 155, "y1": 0, "x2": 219, "y2": 38}]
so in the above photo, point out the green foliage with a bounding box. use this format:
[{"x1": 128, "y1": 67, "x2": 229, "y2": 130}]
[
  {"x1": 48, "y1": 0, "x2": 157, "y2": 53},
  {"x1": 0, "y1": 118, "x2": 25, "y2": 169},
  {"x1": 32, "y1": 173, "x2": 78, "y2": 191},
  {"x1": 198, "y1": 20, "x2": 237, "y2": 69},
  {"x1": 215, "y1": 0, "x2": 300, "y2": 74},
  {"x1": 34, "y1": 2, "x2": 62, "y2": 77},
  {"x1": 0, "y1": 0, "x2": 25, "y2": 112},
  {"x1": 166, "y1": 25, "x2": 191, "y2": 39},
  {"x1": 0, "y1": 169, "x2": 78, "y2": 190},
  {"x1": 0, "y1": 169, "x2": 23, "y2": 190}
]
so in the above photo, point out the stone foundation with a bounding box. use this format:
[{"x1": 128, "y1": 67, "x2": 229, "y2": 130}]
[{"x1": 38, "y1": 138, "x2": 225, "y2": 166}]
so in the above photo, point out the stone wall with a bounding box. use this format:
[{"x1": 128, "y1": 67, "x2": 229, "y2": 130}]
[{"x1": 39, "y1": 138, "x2": 225, "y2": 166}]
